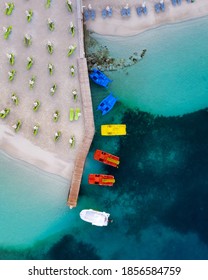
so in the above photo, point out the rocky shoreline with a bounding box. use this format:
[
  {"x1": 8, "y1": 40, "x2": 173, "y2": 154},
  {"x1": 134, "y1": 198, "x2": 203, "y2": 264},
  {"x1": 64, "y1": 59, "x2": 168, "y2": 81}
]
[{"x1": 84, "y1": 29, "x2": 146, "y2": 72}]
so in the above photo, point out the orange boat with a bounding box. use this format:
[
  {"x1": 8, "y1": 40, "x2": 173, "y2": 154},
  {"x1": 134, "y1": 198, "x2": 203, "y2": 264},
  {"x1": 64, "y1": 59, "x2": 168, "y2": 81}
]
[
  {"x1": 94, "y1": 149, "x2": 120, "y2": 168},
  {"x1": 88, "y1": 174, "x2": 115, "y2": 186}
]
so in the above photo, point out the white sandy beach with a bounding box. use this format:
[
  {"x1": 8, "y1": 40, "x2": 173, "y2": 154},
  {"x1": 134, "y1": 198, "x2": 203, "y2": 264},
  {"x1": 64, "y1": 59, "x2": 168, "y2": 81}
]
[
  {"x1": 0, "y1": 1, "x2": 84, "y2": 179},
  {"x1": 83, "y1": 0, "x2": 208, "y2": 36}
]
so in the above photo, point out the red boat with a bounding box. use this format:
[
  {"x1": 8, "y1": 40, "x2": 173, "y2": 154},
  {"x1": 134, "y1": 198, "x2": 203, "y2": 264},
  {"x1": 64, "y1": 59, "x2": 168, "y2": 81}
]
[
  {"x1": 94, "y1": 149, "x2": 120, "y2": 168},
  {"x1": 88, "y1": 174, "x2": 115, "y2": 186}
]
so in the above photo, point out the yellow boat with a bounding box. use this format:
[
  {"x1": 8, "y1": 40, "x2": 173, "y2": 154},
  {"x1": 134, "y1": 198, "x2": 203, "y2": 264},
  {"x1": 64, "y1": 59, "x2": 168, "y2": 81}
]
[{"x1": 101, "y1": 124, "x2": 126, "y2": 136}]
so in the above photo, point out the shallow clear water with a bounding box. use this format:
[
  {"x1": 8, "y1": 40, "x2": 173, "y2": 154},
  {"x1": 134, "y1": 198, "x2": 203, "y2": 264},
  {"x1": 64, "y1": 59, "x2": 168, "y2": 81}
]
[
  {"x1": 91, "y1": 16, "x2": 208, "y2": 116},
  {"x1": 1, "y1": 17, "x2": 208, "y2": 259},
  {"x1": 0, "y1": 151, "x2": 72, "y2": 247}
]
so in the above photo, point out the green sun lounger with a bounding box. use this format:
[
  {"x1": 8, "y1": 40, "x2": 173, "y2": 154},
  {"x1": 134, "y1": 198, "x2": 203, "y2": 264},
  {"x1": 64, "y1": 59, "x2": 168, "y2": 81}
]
[
  {"x1": 33, "y1": 124, "x2": 39, "y2": 136},
  {"x1": 0, "y1": 108, "x2": 10, "y2": 119},
  {"x1": 69, "y1": 108, "x2": 74, "y2": 121},
  {"x1": 69, "y1": 135, "x2": 75, "y2": 148},
  {"x1": 54, "y1": 131, "x2": 61, "y2": 142},
  {"x1": 13, "y1": 120, "x2": 22, "y2": 132},
  {"x1": 5, "y1": 3, "x2": 15, "y2": 15},
  {"x1": 11, "y1": 93, "x2": 19, "y2": 105},
  {"x1": 3, "y1": 26, "x2": 12, "y2": 39},
  {"x1": 74, "y1": 108, "x2": 81, "y2": 121}
]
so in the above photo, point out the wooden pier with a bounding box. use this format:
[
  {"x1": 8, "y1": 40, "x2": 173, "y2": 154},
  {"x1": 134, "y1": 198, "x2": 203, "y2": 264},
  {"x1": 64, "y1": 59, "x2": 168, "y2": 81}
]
[{"x1": 67, "y1": 0, "x2": 95, "y2": 208}]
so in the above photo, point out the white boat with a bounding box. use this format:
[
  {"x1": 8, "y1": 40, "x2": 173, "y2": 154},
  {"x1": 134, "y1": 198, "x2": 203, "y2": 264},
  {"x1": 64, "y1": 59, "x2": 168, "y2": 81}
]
[{"x1": 80, "y1": 209, "x2": 110, "y2": 226}]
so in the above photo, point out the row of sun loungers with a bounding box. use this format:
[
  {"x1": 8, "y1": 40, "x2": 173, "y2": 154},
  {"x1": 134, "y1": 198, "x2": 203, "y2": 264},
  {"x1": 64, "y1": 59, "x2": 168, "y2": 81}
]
[
  {"x1": 84, "y1": 1, "x2": 195, "y2": 21},
  {"x1": 84, "y1": 7, "x2": 96, "y2": 21},
  {"x1": 171, "y1": 0, "x2": 181, "y2": 5}
]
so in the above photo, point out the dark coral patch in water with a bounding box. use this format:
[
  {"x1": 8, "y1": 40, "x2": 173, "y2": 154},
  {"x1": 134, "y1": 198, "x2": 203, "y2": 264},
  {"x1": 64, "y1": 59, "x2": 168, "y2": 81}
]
[
  {"x1": 44, "y1": 235, "x2": 100, "y2": 260},
  {"x1": 98, "y1": 108, "x2": 208, "y2": 247}
]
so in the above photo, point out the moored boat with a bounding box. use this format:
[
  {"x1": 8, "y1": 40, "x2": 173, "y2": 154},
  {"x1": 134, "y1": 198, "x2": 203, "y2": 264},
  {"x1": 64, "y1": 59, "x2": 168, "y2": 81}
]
[
  {"x1": 89, "y1": 68, "x2": 112, "y2": 88},
  {"x1": 101, "y1": 124, "x2": 126, "y2": 136},
  {"x1": 94, "y1": 149, "x2": 120, "y2": 168},
  {"x1": 80, "y1": 209, "x2": 110, "y2": 226},
  {"x1": 88, "y1": 174, "x2": 115, "y2": 186},
  {"x1": 97, "y1": 93, "x2": 117, "y2": 115}
]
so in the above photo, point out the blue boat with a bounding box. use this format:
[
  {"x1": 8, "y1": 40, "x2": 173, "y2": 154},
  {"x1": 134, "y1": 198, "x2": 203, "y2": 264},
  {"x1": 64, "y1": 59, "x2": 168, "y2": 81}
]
[
  {"x1": 97, "y1": 93, "x2": 117, "y2": 115},
  {"x1": 90, "y1": 69, "x2": 112, "y2": 88}
]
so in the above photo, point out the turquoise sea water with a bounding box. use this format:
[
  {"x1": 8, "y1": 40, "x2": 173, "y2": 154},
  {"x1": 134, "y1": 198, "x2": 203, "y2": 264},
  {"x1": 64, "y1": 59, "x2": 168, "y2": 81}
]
[
  {"x1": 91, "y1": 16, "x2": 208, "y2": 116},
  {"x1": 1, "y1": 16, "x2": 208, "y2": 259}
]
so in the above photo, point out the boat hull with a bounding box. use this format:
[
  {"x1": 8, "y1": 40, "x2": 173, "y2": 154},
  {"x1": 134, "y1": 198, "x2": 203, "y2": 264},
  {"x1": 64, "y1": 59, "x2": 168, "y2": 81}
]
[
  {"x1": 101, "y1": 124, "x2": 126, "y2": 136},
  {"x1": 94, "y1": 149, "x2": 120, "y2": 168},
  {"x1": 80, "y1": 209, "x2": 110, "y2": 226},
  {"x1": 97, "y1": 93, "x2": 117, "y2": 115},
  {"x1": 89, "y1": 68, "x2": 112, "y2": 88},
  {"x1": 88, "y1": 174, "x2": 115, "y2": 186}
]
